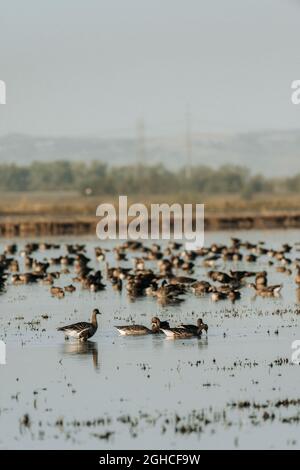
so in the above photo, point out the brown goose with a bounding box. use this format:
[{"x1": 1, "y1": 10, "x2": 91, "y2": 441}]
[
  {"x1": 50, "y1": 286, "x2": 65, "y2": 298},
  {"x1": 191, "y1": 281, "x2": 212, "y2": 294},
  {"x1": 64, "y1": 284, "x2": 76, "y2": 293},
  {"x1": 178, "y1": 318, "x2": 208, "y2": 335},
  {"x1": 248, "y1": 283, "x2": 282, "y2": 297},
  {"x1": 295, "y1": 267, "x2": 300, "y2": 285},
  {"x1": 160, "y1": 324, "x2": 201, "y2": 339},
  {"x1": 115, "y1": 317, "x2": 169, "y2": 336},
  {"x1": 57, "y1": 309, "x2": 100, "y2": 341}
]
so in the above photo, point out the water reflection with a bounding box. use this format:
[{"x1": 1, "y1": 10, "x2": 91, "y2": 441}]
[
  {"x1": 163, "y1": 335, "x2": 209, "y2": 349},
  {"x1": 62, "y1": 340, "x2": 100, "y2": 371}
]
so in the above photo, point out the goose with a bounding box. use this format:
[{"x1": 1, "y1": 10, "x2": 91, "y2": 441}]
[
  {"x1": 133, "y1": 257, "x2": 146, "y2": 271},
  {"x1": 40, "y1": 274, "x2": 54, "y2": 286},
  {"x1": 168, "y1": 241, "x2": 182, "y2": 250},
  {"x1": 95, "y1": 247, "x2": 108, "y2": 261},
  {"x1": 115, "y1": 317, "x2": 169, "y2": 336},
  {"x1": 12, "y1": 273, "x2": 40, "y2": 285},
  {"x1": 168, "y1": 275, "x2": 197, "y2": 285},
  {"x1": 9, "y1": 260, "x2": 19, "y2": 272},
  {"x1": 181, "y1": 261, "x2": 195, "y2": 272},
  {"x1": 295, "y1": 267, "x2": 300, "y2": 285},
  {"x1": 222, "y1": 252, "x2": 243, "y2": 262},
  {"x1": 4, "y1": 243, "x2": 17, "y2": 255},
  {"x1": 191, "y1": 280, "x2": 212, "y2": 294},
  {"x1": 151, "y1": 281, "x2": 186, "y2": 299},
  {"x1": 57, "y1": 308, "x2": 100, "y2": 341},
  {"x1": 227, "y1": 290, "x2": 241, "y2": 301},
  {"x1": 248, "y1": 283, "x2": 282, "y2": 297},
  {"x1": 178, "y1": 318, "x2": 208, "y2": 335},
  {"x1": 276, "y1": 266, "x2": 290, "y2": 274},
  {"x1": 160, "y1": 323, "x2": 203, "y2": 339},
  {"x1": 211, "y1": 291, "x2": 227, "y2": 302},
  {"x1": 64, "y1": 284, "x2": 76, "y2": 293},
  {"x1": 208, "y1": 271, "x2": 234, "y2": 284},
  {"x1": 112, "y1": 278, "x2": 123, "y2": 292},
  {"x1": 203, "y1": 255, "x2": 220, "y2": 267},
  {"x1": 245, "y1": 254, "x2": 257, "y2": 263},
  {"x1": 255, "y1": 271, "x2": 268, "y2": 287},
  {"x1": 50, "y1": 286, "x2": 65, "y2": 298},
  {"x1": 229, "y1": 270, "x2": 255, "y2": 282}
]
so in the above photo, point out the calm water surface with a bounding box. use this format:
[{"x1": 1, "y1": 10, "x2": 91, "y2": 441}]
[{"x1": 0, "y1": 230, "x2": 300, "y2": 449}]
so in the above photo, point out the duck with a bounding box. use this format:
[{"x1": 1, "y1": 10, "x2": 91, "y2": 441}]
[
  {"x1": 114, "y1": 317, "x2": 169, "y2": 336},
  {"x1": 57, "y1": 308, "x2": 100, "y2": 341}
]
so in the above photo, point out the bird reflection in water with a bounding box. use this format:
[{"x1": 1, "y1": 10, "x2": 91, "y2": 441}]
[{"x1": 62, "y1": 340, "x2": 100, "y2": 371}]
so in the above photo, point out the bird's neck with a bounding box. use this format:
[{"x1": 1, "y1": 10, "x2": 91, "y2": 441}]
[{"x1": 91, "y1": 312, "x2": 98, "y2": 327}]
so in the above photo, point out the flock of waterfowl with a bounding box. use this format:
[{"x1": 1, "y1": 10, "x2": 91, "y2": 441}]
[{"x1": 0, "y1": 237, "x2": 299, "y2": 343}]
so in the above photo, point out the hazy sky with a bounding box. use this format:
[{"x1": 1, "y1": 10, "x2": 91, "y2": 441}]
[{"x1": 1, "y1": 0, "x2": 300, "y2": 137}]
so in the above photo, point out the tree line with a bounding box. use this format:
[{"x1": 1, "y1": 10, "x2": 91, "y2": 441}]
[{"x1": 0, "y1": 161, "x2": 297, "y2": 196}]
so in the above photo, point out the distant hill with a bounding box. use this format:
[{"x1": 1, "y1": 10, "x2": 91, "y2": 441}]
[{"x1": 0, "y1": 130, "x2": 299, "y2": 176}]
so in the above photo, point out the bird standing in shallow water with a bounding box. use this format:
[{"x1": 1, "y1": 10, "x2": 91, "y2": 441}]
[
  {"x1": 57, "y1": 308, "x2": 100, "y2": 341},
  {"x1": 114, "y1": 317, "x2": 169, "y2": 335},
  {"x1": 248, "y1": 283, "x2": 282, "y2": 297},
  {"x1": 161, "y1": 319, "x2": 208, "y2": 338},
  {"x1": 178, "y1": 318, "x2": 208, "y2": 335}
]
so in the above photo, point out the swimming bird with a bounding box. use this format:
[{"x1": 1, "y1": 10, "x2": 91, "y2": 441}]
[
  {"x1": 57, "y1": 308, "x2": 100, "y2": 341},
  {"x1": 191, "y1": 281, "x2": 212, "y2": 294},
  {"x1": 160, "y1": 325, "x2": 200, "y2": 339},
  {"x1": 168, "y1": 275, "x2": 197, "y2": 285},
  {"x1": 248, "y1": 283, "x2": 282, "y2": 297},
  {"x1": 64, "y1": 284, "x2": 76, "y2": 293},
  {"x1": 178, "y1": 318, "x2": 208, "y2": 335},
  {"x1": 50, "y1": 286, "x2": 65, "y2": 298},
  {"x1": 114, "y1": 317, "x2": 169, "y2": 335},
  {"x1": 295, "y1": 267, "x2": 300, "y2": 285}
]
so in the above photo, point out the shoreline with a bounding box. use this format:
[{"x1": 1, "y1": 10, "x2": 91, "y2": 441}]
[{"x1": 1, "y1": 212, "x2": 300, "y2": 237}]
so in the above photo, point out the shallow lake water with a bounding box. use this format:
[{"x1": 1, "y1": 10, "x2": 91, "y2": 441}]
[{"x1": 1, "y1": 229, "x2": 300, "y2": 449}]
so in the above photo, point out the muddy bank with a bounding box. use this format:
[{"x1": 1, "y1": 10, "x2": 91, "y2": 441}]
[{"x1": 1, "y1": 212, "x2": 300, "y2": 237}]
